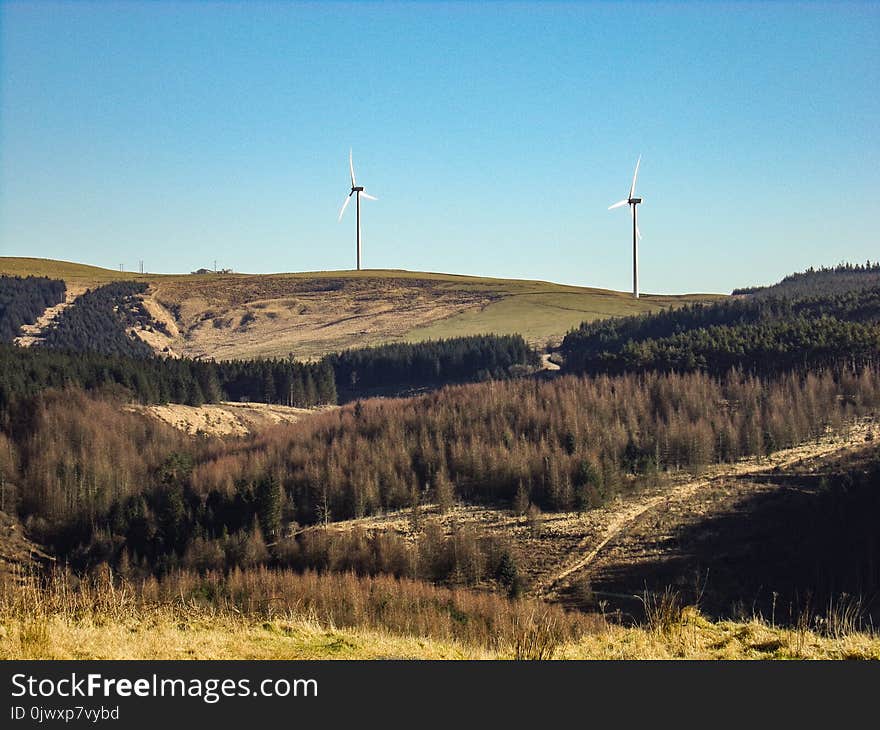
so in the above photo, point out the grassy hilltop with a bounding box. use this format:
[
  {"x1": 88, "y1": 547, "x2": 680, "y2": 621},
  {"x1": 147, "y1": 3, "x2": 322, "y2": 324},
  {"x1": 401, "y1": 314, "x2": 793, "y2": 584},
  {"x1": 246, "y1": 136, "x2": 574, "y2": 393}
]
[{"x1": 0, "y1": 257, "x2": 723, "y2": 360}]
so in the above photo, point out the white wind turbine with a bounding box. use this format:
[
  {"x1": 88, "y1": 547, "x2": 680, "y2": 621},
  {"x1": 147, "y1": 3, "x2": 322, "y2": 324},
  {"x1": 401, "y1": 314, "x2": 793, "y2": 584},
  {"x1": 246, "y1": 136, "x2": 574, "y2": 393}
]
[
  {"x1": 338, "y1": 149, "x2": 378, "y2": 271},
  {"x1": 608, "y1": 156, "x2": 643, "y2": 298}
]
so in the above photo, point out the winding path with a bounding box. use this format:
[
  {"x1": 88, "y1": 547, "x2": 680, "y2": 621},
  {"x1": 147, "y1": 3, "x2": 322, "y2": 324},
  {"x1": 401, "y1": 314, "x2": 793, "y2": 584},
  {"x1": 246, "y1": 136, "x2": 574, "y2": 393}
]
[{"x1": 535, "y1": 419, "x2": 875, "y2": 598}]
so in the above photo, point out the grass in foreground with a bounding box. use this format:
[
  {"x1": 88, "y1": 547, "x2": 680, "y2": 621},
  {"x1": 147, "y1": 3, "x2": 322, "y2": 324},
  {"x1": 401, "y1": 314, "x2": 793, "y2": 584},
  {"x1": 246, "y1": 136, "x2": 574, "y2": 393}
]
[
  {"x1": 2, "y1": 568, "x2": 877, "y2": 660},
  {"x1": 5, "y1": 606, "x2": 879, "y2": 661}
]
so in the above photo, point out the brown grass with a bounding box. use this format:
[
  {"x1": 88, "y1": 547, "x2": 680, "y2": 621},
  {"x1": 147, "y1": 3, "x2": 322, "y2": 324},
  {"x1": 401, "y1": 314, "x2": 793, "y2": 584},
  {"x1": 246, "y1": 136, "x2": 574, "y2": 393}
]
[
  {"x1": 2, "y1": 568, "x2": 877, "y2": 660},
  {"x1": 0, "y1": 257, "x2": 723, "y2": 360},
  {"x1": 0, "y1": 567, "x2": 589, "y2": 657},
  {"x1": 127, "y1": 402, "x2": 334, "y2": 437}
]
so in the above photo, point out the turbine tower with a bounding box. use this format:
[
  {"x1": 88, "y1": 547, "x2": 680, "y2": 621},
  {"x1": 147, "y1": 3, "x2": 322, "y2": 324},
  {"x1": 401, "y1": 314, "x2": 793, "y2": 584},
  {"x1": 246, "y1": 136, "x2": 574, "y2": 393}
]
[
  {"x1": 338, "y1": 149, "x2": 378, "y2": 271},
  {"x1": 608, "y1": 156, "x2": 643, "y2": 298}
]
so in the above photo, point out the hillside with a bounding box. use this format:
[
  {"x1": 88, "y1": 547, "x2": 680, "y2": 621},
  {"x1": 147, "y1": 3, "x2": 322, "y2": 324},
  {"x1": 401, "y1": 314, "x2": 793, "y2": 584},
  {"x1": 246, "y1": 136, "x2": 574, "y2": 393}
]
[
  {"x1": 0, "y1": 258, "x2": 723, "y2": 360},
  {"x1": 126, "y1": 401, "x2": 334, "y2": 437},
  {"x1": 733, "y1": 262, "x2": 880, "y2": 298},
  {"x1": 5, "y1": 431, "x2": 878, "y2": 660},
  {"x1": 560, "y1": 282, "x2": 880, "y2": 375},
  {"x1": 294, "y1": 416, "x2": 878, "y2": 625},
  {"x1": 0, "y1": 257, "x2": 143, "y2": 287}
]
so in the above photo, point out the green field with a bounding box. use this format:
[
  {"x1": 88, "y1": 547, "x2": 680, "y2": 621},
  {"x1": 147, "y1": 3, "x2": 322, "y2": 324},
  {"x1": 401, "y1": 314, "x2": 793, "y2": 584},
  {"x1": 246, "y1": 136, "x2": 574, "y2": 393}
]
[{"x1": 408, "y1": 281, "x2": 721, "y2": 343}]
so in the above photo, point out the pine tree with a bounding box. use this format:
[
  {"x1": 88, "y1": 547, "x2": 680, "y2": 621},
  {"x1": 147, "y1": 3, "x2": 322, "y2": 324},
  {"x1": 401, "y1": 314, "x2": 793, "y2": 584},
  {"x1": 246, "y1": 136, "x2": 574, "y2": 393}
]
[{"x1": 256, "y1": 473, "x2": 282, "y2": 539}]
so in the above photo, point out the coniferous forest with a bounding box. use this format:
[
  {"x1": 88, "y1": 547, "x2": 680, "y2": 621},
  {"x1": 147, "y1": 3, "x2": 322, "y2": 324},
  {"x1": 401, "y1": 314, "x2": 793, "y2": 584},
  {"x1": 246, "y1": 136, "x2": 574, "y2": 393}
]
[
  {"x1": 39, "y1": 281, "x2": 157, "y2": 357},
  {"x1": 0, "y1": 344, "x2": 338, "y2": 413},
  {"x1": 325, "y1": 334, "x2": 539, "y2": 398},
  {"x1": 560, "y1": 284, "x2": 880, "y2": 375},
  {"x1": 0, "y1": 333, "x2": 535, "y2": 414},
  {"x1": 0, "y1": 275, "x2": 66, "y2": 343},
  {"x1": 0, "y1": 277, "x2": 535, "y2": 411},
  {"x1": 732, "y1": 261, "x2": 880, "y2": 297}
]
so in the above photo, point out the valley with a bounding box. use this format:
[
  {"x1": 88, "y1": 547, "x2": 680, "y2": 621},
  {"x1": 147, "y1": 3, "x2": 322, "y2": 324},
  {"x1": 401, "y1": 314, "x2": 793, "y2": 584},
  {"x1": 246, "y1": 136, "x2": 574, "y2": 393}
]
[
  {"x1": 0, "y1": 258, "x2": 878, "y2": 661},
  {"x1": 291, "y1": 417, "x2": 877, "y2": 621}
]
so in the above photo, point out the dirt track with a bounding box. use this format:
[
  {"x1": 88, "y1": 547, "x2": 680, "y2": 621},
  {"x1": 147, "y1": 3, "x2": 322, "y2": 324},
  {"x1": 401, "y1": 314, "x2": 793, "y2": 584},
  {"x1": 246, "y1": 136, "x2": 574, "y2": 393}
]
[{"x1": 537, "y1": 418, "x2": 877, "y2": 605}]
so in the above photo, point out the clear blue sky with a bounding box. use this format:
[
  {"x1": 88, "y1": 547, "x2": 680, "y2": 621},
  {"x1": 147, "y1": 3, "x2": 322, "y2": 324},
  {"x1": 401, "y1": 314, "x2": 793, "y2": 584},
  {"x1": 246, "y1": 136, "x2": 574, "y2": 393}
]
[{"x1": 1, "y1": 1, "x2": 878, "y2": 294}]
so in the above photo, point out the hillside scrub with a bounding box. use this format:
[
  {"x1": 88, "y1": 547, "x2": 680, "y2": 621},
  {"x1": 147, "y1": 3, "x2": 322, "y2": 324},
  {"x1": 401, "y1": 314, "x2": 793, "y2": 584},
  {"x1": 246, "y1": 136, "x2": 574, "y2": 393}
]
[
  {"x1": 0, "y1": 567, "x2": 588, "y2": 656},
  {"x1": 3, "y1": 568, "x2": 878, "y2": 660}
]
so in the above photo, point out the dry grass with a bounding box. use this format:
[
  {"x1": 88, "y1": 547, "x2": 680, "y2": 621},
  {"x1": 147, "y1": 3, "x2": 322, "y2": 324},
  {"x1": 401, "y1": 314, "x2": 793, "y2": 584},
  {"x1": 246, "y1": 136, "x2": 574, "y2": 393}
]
[
  {"x1": 2, "y1": 614, "x2": 490, "y2": 660},
  {"x1": 0, "y1": 257, "x2": 145, "y2": 287},
  {"x1": 0, "y1": 567, "x2": 589, "y2": 659},
  {"x1": 2, "y1": 568, "x2": 877, "y2": 660},
  {"x1": 0, "y1": 257, "x2": 723, "y2": 360},
  {"x1": 565, "y1": 605, "x2": 880, "y2": 660},
  {"x1": 149, "y1": 271, "x2": 722, "y2": 360},
  {"x1": 126, "y1": 401, "x2": 334, "y2": 437}
]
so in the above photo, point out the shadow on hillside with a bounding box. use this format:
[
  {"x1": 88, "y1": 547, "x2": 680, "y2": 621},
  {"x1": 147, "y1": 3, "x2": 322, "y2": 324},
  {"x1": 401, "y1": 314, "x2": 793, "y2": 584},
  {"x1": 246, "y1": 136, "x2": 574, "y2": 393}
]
[{"x1": 568, "y1": 455, "x2": 880, "y2": 627}]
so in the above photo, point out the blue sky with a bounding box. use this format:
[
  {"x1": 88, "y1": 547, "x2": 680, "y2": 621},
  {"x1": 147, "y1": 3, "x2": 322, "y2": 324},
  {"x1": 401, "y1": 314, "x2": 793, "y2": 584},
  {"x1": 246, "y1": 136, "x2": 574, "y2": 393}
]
[{"x1": 1, "y1": 1, "x2": 878, "y2": 294}]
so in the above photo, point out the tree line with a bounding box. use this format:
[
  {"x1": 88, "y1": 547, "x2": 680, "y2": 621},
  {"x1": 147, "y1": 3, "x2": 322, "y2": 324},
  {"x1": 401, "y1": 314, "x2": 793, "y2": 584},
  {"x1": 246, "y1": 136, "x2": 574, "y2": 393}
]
[
  {"x1": 0, "y1": 275, "x2": 66, "y2": 343},
  {"x1": 0, "y1": 344, "x2": 338, "y2": 419},
  {"x1": 733, "y1": 261, "x2": 880, "y2": 297},
  {"x1": 3, "y1": 275, "x2": 539, "y2": 406},
  {"x1": 324, "y1": 334, "x2": 539, "y2": 399},
  {"x1": 560, "y1": 286, "x2": 880, "y2": 375},
  {"x1": 0, "y1": 331, "x2": 537, "y2": 416}
]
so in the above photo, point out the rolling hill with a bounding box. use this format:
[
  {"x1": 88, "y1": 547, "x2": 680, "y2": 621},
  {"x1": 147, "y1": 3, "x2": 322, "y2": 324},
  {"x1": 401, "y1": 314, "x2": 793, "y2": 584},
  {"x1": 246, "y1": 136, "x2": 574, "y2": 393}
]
[{"x1": 0, "y1": 257, "x2": 724, "y2": 360}]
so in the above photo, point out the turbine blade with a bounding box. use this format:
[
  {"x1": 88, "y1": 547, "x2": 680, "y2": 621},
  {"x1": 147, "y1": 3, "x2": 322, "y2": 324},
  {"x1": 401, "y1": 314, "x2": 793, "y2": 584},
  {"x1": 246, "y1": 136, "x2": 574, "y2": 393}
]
[
  {"x1": 349, "y1": 148, "x2": 356, "y2": 188},
  {"x1": 631, "y1": 206, "x2": 642, "y2": 240},
  {"x1": 338, "y1": 193, "x2": 352, "y2": 221},
  {"x1": 360, "y1": 191, "x2": 378, "y2": 201},
  {"x1": 608, "y1": 199, "x2": 629, "y2": 210},
  {"x1": 629, "y1": 155, "x2": 641, "y2": 199}
]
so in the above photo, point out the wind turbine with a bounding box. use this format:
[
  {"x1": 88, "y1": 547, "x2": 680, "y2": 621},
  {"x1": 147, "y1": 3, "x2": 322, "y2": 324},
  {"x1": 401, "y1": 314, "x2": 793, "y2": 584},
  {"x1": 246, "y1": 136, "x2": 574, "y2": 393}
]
[
  {"x1": 608, "y1": 156, "x2": 643, "y2": 298},
  {"x1": 338, "y1": 149, "x2": 378, "y2": 271}
]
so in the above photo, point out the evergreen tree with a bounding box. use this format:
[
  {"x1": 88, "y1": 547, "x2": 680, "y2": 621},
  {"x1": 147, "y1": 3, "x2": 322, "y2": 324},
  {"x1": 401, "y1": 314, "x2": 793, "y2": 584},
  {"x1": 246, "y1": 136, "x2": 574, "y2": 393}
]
[{"x1": 256, "y1": 473, "x2": 282, "y2": 539}]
